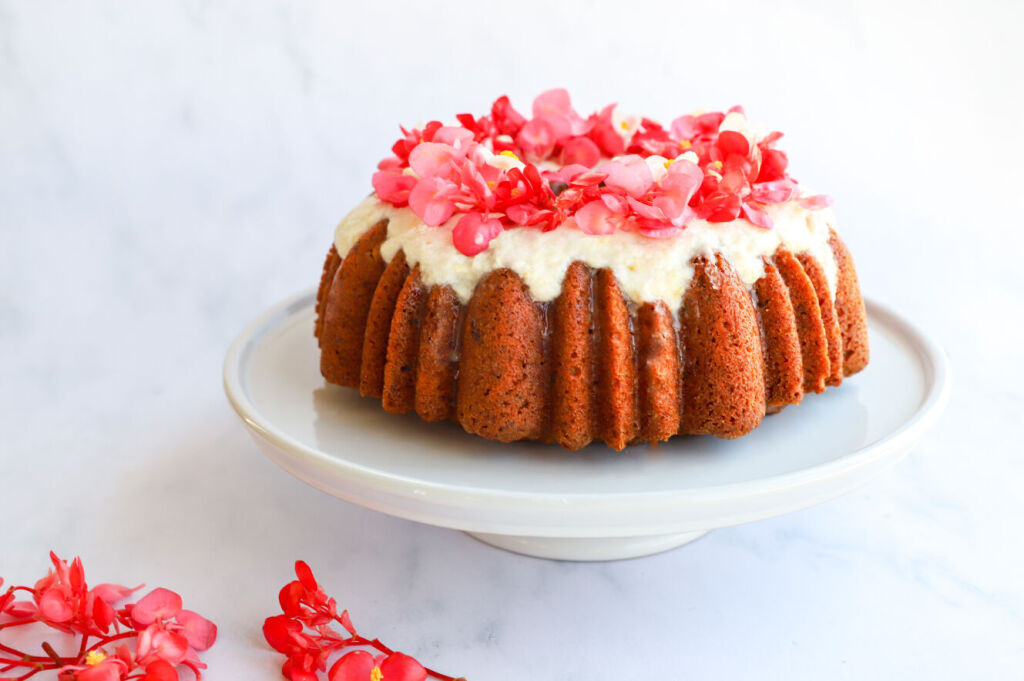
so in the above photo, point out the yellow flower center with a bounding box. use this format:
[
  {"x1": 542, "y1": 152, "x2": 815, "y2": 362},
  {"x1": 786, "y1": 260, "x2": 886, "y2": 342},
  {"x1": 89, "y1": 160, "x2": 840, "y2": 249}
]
[
  {"x1": 664, "y1": 158, "x2": 674, "y2": 169},
  {"x1": 85, "y1": 651, "x2": 107, "y2": 666},
  {"x1": 499, "y1": 150, "x2": 519, "y2": 159},
  {"x1": 711, "y1": 160, "x2": 723, "y2": 169},
  {"x1": 370, "y1": 667, "x2": 383, "y2": 681},
  {"x1": 620, "y1": 120, "x2": 630, "y2": 130},
  {"x1": 679, "y1": 140, "x2": 692, "y2": 149}
]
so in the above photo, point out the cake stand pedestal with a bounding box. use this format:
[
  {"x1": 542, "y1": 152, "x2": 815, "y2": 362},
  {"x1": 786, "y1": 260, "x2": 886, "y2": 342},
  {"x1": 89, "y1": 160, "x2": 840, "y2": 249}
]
[{"x1": 466, "y1": 531, "x2": 709, "y2": 561}]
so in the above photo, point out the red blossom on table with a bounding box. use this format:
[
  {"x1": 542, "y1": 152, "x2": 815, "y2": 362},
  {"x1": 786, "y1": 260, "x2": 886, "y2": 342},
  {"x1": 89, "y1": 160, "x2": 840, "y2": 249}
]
[
  {"x1": 0, "y1": 552, "x2": 216, "y2": 681},
  {"x1": 264, "y1": 562, "x2": 462, "y2": 681},
  {"x1": 370, "y1": 90, "x2": 833, "y2": 255}
]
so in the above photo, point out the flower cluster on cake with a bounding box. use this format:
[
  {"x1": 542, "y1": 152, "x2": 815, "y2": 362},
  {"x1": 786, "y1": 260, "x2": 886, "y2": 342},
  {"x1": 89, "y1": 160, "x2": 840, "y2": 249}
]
[{"x1": 315, "y1": 90, "x2": 868, "y2": 450}]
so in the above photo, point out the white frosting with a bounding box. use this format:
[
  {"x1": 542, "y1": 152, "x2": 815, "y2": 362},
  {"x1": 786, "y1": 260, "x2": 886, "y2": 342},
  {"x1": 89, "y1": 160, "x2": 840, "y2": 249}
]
[{"x1": 334, "y1": 194, "x2": 839, "y2": 310}]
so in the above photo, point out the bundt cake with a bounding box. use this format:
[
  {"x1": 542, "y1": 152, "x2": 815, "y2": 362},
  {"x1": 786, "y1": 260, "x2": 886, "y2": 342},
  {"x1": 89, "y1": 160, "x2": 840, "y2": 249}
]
[{"x1": 315, "y1": 90, "x2": 868, "y2": 450}]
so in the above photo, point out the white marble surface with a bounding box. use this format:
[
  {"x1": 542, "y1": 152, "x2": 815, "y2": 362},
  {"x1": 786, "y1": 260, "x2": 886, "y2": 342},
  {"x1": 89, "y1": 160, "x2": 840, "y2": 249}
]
[{"x1": 1, "y1": 1, "x2": 1022, "y2": 678}]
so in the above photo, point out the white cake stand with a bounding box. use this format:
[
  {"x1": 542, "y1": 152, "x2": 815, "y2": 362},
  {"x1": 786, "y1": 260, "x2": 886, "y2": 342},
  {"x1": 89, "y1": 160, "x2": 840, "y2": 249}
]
[{"x1": 223, "y1": 290, "x2": 950, "y2": 561}]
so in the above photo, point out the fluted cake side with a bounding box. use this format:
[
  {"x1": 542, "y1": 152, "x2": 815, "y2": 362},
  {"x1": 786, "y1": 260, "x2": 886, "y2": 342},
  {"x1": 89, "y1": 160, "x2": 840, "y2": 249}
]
[{"x1": 315, "y1": 221, "x2": 869, "y2": 451}]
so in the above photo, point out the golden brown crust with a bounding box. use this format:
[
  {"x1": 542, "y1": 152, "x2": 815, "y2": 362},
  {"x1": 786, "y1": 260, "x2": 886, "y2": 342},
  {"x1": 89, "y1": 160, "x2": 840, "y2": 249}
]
[
  {"x1": 455, "y1": 269, "x2": 549, "y2": 442},
  {"x1": 829, "y1": 230, "x2": 870, "y2": 376},
  {"x1": 679, "y1": 255, "x2": 766, "y2": 437},
  {"x1": 637, "y1": 302, "x2": 681, "y2": 443},
  {"x1": 359, "y1": 251, "x2": 409, "y2": 398},
  {"x1": 753, "y1": 260, "x2": 804, "y2": 410},
  {"x1": 414, "y1": 285, "x2": 461, "y2": 422},
  {"x1": 316, "y1": 230, "x2": 869, "y2": 448},
  {"x1": 315, "y1": 246, "x2": 342, "y2": 341},
  {"x1": 773, "y1": 248, "x2": 830, "y2": 393},
  {"x1": 319, "y1": 221, "x2": 387, "y2": 387},
  {"x1": 595, "y1": 269, "x2": 639, "y2": 450},
  {"x1": 797, "y1": 253, "x2": 844, "y2": 387},
  {"x1": 549, "y1": 261, "x2": 596, "y2": 450},
  {"x1": 381, "y1": 266, "x2": 426, "y2": 413}
]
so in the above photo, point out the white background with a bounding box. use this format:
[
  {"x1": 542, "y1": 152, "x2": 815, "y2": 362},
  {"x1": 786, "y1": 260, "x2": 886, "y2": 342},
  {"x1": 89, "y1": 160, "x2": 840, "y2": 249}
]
[{"x1": 2, "y1": 1, "x2": 1022, "y2": 679}]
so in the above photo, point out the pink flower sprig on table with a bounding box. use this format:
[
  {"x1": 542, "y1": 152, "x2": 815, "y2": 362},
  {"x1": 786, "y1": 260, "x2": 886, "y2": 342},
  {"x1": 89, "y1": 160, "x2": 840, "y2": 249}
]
[
  {"x1": 371, "y1": 89, "x2": 833, "y2": 255},
  {"x1": 264, "y1": 561, "x2": 464, "y2": 681},
  {"x1": 0, "y1": 552, "x2": 216, "y2": 681}
]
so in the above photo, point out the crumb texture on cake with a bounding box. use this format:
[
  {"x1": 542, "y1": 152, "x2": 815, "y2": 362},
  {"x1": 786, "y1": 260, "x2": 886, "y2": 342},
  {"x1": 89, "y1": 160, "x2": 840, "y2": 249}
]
[{"x1": 316, "y1": 216, "x2": 869, "y2": 450}]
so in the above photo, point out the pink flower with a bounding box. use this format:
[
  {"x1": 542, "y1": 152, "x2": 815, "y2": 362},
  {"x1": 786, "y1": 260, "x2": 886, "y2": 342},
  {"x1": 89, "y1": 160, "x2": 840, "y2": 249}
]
[
  {"x1": 127, "y1": 586, "x2": 217, "y2": 669},
  {"x1": 531, "y1": 88, "x2": 587, "y2": 136},
  {"x1": 1, "y1": 553, "x2": 217, "y2": 681},
  {"x1": 136, "y1": 624, "x2": 190, "y2": 667},
  {"x1": 541, "y1": 163, "x2": 592, "y2": 186},
  {"x1": 92, "y1": 583, "x2": 139, "y2": 604},
  {"x1": 131, "y1": 588, "x2": 182, "y2": 627},
  {"x1": 38, "y1": 585, "x2": 75, "y2": 622},
  {"x1": 656, "y1": 159, "x2": 703, "y2": 220},
  {"x1": 371, "y1": 171, "x2": 417, "y2": 206},
  {"x1": 516, "y1": 116, "x2": 558, "y2": 161},
  {"x1": 176, "y1": 609, "x2": 218, "y2": 651},
  {"x1": 670, "y1": 111, "x2": 725, "y2": 142},
  {"x1": 750, "y1": 179, "x2": 798, "y2": 204},
  {"x1": 431, "y1": 125, "x2": 474, "y2": 148},
  {"x1": 741, "y1": 202, "x2": 773, "y2": 229},
  {"x1": 408, "y1": 177, "x2": 458, "y2": 226},
  {"x1": 573, "y1": 200, "x2": 621, "y2": 235},
  {"x1": 329, "y1": 651, "x2": 427, "y2": 681},
  {"x1": 600, "y1": 155, "x2": 653, "y2": 198},
  {"x1": 408, "y1": 142, "x2": 458, "y2": 179},
  {"x1": 371, "y1": 93, "x2": 828, "y2": 253},
  {"x1": 453, "y1": 212, "x2": 503, "y2": 256},
  {"x1": 559, "y1": 136, "x2": 601, "y2": 168}
]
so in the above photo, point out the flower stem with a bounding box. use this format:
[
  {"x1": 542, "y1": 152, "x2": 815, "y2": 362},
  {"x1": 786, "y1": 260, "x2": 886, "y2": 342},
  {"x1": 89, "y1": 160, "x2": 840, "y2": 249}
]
[
  {"x1": 0, "y1": 641, "x2": 49, "y2": 662},
  {"x1": 0, "y1": 618, "x2": 37, "y2": 631},
  {"x1": 83, "y1": 630, "x2": 136, "y2": 655},
  {"x1": 40, "y1": 642, "x2": 62, "y2": 668},
  {"x1": 14, "y1": 667, "x2": 45, "y2": 681}
]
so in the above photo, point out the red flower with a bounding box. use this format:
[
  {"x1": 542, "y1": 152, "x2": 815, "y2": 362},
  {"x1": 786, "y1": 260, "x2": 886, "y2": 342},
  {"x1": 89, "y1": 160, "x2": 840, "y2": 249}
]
[
  {"x1": 371, "y1": 92, "x2": 832, "y2": 253},
  {"x1": 1, "y1": 553, "x2": 217, "y2": 681},
  {"x1": 264, "y1": 562, "x2": 458, "y2": 681},
  {"x1": 489, "y1": 95, "x2": 526, "y2": 137},
  {"x1": 329, "y1": 651, "x2": 426, "y2": 681}
]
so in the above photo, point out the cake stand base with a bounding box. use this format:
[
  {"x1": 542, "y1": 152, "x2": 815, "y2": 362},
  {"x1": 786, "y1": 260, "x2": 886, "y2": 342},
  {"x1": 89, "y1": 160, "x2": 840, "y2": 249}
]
[{"x1": 465, "y1": 530, "x2": 710, "y2": 561}]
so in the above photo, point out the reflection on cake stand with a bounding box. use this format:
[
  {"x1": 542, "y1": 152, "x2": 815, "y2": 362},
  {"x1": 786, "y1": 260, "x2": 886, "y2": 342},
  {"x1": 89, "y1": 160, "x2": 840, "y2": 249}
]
[{"x1": 225, "y1": 290, "x2": 949, "y2": 561}]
